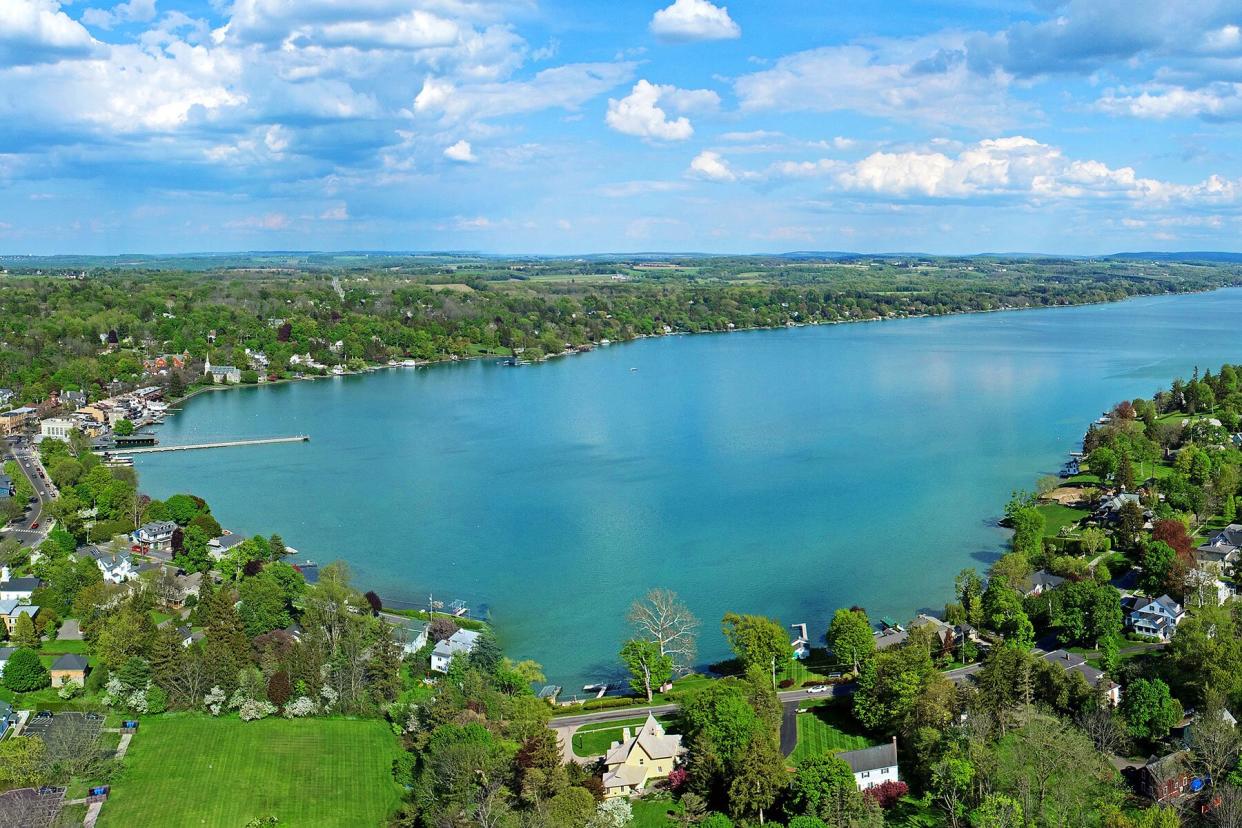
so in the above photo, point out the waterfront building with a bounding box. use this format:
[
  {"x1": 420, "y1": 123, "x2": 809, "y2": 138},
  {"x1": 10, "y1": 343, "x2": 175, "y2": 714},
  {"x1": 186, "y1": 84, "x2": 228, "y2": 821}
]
[
  {"x1": 0, "y1": 406, "x2": 37, "y2": 435},
  {"x1": 132, "y1": 520, "x2": 177, "y2": 552},
  {"x1": 430, "y1": 629, "x2": 480, "y2": 672},
  {"x1": 601, "y1": 713, "x2": 683, "y2": 798},
  {"x1": 204, "y1": 358, "x2": 242, "y2": 384},
  {"x1": 40, "y1": 416, "x2": 75, "y2": 442}
]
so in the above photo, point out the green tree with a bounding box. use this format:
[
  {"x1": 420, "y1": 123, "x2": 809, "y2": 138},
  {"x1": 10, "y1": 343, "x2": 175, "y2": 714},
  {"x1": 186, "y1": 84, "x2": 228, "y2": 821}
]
[
  {"x1": 1116, "y1": 451, "x2": 1135, "y2": 490},
  {"x1": 727, "y1": 731, "x2": 787, "y2": 823},
  {"x1": 827, "y1": 607, "x2": 875, "y2": 673},
  {"x1": 720, "y1": 613, "x2": 791, "y2": 684},
  {"x1": 238, "y1": 572, "x2": 293, "y2": 636},
  {"x1": 982, "y1": 580, "x2": 1034, "y2": 650},
  {"x1": 1122, "y1": 678, "x2": 1183, "y2": 742},
  {"x1": 2, "y1": 647, "x2": 51, "y2": 691},
  {"x1": 1078, "y1": 527, "x2": 1110, "y2": 559},
  {"x1": 970, "y1": 794, "x2": 1024, "y2": 828},
  {"x1": 13, "y1": 610, "x2": 39, "y2": 648},
  {"x1": 620, "y1": 638, "x2": 673, "y2": 702},
  {"x1": 113, "y1": 418, "x2": 135, "y2": 436},
  {"x1": 930, "y1": 755, "x2": 974, "y2": 828},
  {"x1": 0, "y1": 737, "x2": 48, "y2": 788},
  {"x1": 788, "y1": 754, "x2": 859, "y2": 821},
  {"x1": 1139, "y1": 541, "x2": 1177, "y2": 598},
  {"x1": 1009, "y1": 506, "x2": 1046, "y2": 559},
  {"x1": 165, "y1": 493, "x2": 204, "y2": 525}
]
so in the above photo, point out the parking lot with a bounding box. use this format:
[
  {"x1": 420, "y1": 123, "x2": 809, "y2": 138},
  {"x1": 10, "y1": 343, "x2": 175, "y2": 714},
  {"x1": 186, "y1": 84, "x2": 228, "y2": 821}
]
[
  {"x1": 0, "y1": 786, "x2": 65, "y2": 828},
  {"x1": 21, "y1": 712, "x2": 106, "y2": 763}
]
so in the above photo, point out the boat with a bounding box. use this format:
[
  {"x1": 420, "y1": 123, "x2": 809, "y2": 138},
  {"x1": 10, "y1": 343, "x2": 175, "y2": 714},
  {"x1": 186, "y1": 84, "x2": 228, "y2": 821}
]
[{"x1": 401, "y1": 359, "x2": 417, "y2": 367}]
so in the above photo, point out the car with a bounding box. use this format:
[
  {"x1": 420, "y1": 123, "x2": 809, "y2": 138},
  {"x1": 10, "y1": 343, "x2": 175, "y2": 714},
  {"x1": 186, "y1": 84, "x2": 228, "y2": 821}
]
[
  {"x1": 35, "y1": 710, "x2": 53, "y2": 719},
  {"x1": 805, "y1": 685, "x2": 829, "y2": 694},
  {"x1": 30, "y1": 522, "x2": 39, "y2": 529},
  {"x1": 28, "y1": 496, "x2": 37, "y2": 503}
]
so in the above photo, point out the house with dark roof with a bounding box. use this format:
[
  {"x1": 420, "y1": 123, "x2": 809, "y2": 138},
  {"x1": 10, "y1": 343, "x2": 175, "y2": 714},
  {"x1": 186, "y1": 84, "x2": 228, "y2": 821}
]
[
  {"x1": 0, "y1": 576, "x2": 41, "y2": 603},
  {"x1": 1127, "y1": 595, "x2": 1185, "y2": 642},
  {"x1": 78, "y1": 545, "x2": 135, "y2": 584},
  {"x1": 1041, "y1": 649, "x2": 1120, "y2": 706},
  {"x1": 50, "y1": 654, "x2": 89, "y2": 687},
  {"x1": 838, "y1": 738, "x2": 899, "y2": 791},
  {"x1": 132, "y1": 520, "x2": 177, "y2": 552},
  {"x1": 1018, "y1": 569, "x2": 1066, "y2": 598},
  {"x1": 1196, "y1": 524, "x2": 1242, "y2": 572},
  {"x1": 1138, "y1": 751, "x2": 1192, "y2": 802},
  {"x1": 175, "y1": 625, "x2": 205, "y2": 648},
  {"x1": 208, "y1": 533, "x2": 247, "y2": 560}
]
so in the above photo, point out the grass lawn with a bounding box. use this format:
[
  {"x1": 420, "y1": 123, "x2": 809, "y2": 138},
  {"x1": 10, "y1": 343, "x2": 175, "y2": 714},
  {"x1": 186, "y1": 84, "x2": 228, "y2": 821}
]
[
  {"x1": 98, "y1": 714, "x2": 404, "y2": 827},
  {"x1": 632, "y1": 797, "x2": 683, "y2": 828},
  {"x1": 571, "y1": 716, "x2": 675, "y2": 757},
  {"x1": 790, "y1": 701, "x2": 876, "y2": 764},
  {"x1": 1036, "y1": 502, "x2": 1089, "y2": 537}
]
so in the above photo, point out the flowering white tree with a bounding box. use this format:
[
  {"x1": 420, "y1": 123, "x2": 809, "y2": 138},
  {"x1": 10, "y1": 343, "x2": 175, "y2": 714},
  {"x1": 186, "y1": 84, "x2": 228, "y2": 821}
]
[
  {"x1": 205, "y1": 685, "x2": 227, "y2": 716},
  {"x1": 588, "y1": 798, "x2": 632, "y2": 828},
  {"x1": 283, "y1": 697, "x2": 317, "y2": 718}
]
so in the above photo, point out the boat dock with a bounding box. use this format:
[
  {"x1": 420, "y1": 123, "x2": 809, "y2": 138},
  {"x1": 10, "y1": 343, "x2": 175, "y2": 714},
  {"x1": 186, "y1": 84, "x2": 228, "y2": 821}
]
[{"x1": 99, "y1": 435, "x2": 309, "y2": 455}]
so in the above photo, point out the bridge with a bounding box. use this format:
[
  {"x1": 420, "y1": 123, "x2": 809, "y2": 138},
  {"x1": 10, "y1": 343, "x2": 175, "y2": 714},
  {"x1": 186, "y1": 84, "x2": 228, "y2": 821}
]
[{"x1": 98, "y1": 435, "x2": 309, "y2": 455}]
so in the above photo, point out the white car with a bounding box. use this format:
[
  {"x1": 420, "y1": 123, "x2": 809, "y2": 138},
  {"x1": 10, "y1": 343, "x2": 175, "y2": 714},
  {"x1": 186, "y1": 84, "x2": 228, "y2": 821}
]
[{"x1": 805, "y1": 685, "x2": 829, "y2": 695}]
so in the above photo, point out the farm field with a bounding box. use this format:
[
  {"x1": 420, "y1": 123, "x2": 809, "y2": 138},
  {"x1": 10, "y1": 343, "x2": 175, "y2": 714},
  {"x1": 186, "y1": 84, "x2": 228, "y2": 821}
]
[{"x1": 97, "y1": 714, "x2": 404, "y2": 827}]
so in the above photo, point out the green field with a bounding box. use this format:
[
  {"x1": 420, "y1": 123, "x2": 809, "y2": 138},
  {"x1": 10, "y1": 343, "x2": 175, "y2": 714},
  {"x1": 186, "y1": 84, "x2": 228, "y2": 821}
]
[
  {"x1": 790, "y1": 701, "x2": 876, "y2": 764},
  {"x1": 1036, "y1": 501, "x2": 1090, "y2": 536},
  {"x1": 98, "y1": 715, "x2": 404, "y2": 827},
  {"x1": 571, "y1": 715, "x2": 675, "y2": 757},
  {"x1": 632, "y1": 797, "x2": 683, "y2": 828}
]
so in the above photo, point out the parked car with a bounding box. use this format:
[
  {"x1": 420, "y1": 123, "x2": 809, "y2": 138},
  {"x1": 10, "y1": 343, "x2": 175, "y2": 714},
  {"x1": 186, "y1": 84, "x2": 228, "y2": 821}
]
[
  {"x1": 806, "y1": 685, "x2": 829, "y2": 695},
  {"x1": 30, "y1": 522, "x2": 39, "y2": 529}
]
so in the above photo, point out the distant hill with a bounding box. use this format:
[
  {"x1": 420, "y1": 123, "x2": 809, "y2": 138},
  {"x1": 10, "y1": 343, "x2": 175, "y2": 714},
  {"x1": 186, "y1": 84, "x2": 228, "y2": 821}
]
[{"x1": 1105, "y1": 251, "x2": 1242, "y2": 263}]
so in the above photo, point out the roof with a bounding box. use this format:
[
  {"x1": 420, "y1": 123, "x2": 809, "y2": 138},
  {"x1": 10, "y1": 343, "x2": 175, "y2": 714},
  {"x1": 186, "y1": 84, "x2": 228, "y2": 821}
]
[
  {"x1": 176, "y1": 625, "x2": 192, "y2": 639},
  {"x1": 603, "y1": 713, "x2": 683, "y2": 767},
  {"x1": 138, "y1": 520, "x2": 177, "y2": 535},
  {"x1": 0, "y1": 599, "x2": 40, "y2": 618},
  {"x1": 78, "y1": 545, "x2": 131, "y2": 567},
  {"x1": 1020, "y1": 569, "x2": 1066, "y2": 593},
  {"x1": 433, "y1": 628, "x2": 481, "y2": 658},
  {"x1": 838, "y1": 740, "x2": 898, "y2": 774},
  {"x1": 0, "y1": 647, "x2": 15, "y2": 660},
  {"x1": 0, "y1": 577, "x2": 41, "y2": 592},
  {"x1": 51, "y1": 654, "x2": 89, "y2": 671},
  {"x1": 211, "y1": 534, "x2": 247, "y2": 549}
]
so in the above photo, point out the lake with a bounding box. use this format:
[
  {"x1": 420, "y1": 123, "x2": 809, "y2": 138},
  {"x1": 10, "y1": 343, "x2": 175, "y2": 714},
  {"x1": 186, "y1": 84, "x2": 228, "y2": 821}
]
[{"x1": 135, "y1": 288, "x2": 1242, "y2": 688}]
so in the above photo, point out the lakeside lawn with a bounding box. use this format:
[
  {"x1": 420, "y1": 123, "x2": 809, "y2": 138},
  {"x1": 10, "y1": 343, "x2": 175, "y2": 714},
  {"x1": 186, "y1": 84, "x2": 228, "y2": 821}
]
[
  {"x1": 632, "y1": 797, "x2": 683, "y2": 828},
  {"x1": 790, "y1": 700, "x2": 876, "y2": 765},
  {"x1": 571, "y1": 715, "x2": 675, "y2": 757},
  {"x1": 1036, "y1": 502, "x2": 1090, "y2": 537},
  {"x1": 98, "y1": 714, "x2": 404, "y2": 828}
]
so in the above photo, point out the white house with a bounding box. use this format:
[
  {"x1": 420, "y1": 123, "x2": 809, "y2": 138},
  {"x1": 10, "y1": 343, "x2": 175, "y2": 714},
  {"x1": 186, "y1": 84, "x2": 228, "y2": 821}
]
[
  {"x1": 0, "y1": 646, "x2": 14, "y2": 676},
  {"x1": 40, "y1": 417, "x2": 75, "y2": 442},
  {"x1": 0, "y1": 576, "x2": 41, "y2": 603},
  {"x1": 839, "y1": 739, "x2": 899, "y2": 791},
  {"x1": 431, "y1": 629, "x2": 480, "y2": 672},
  {"x1": 392, "y1": 619, "x2": 429, "y2": 655},
  {"x1": 80, "y1": 545, "x2": 135, "y2": 584},
  {"x1": 1127, "y1": 594, "x2": 1186, "y2": 642},
  {"x1": 208, "y1": 533, "x2": 247, "y2": 560},
  {"x1": 132, "y1": 520, "x2": 177, "y2": 552}
]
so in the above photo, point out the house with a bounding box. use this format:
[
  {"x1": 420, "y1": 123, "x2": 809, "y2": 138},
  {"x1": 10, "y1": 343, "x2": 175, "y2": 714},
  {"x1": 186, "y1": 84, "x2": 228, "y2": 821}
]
[
  {"x1": 132, "y1": 520, "x2": 177, "y2": 552},
  {"x1": 39, "y1": 417, "x2": 75, "y2": 442},
  {"x1": 909, "y1": 614, "x2": 969, "y2": 654},
  {"x1": 1041, "y1": 649, "x2": 1121, "y2": 706},
  {"x1": 208, "y1": 533, "x2": 247, "y2": 560},
  {"x1": 839, "y1": 738, "x2": 900, "y2": 791},
  {"x1": 204, "y1": 359, "x2": 241, "y2": 384},
  {"x1": 1195, "y1": 524, "x2": 1242, "y2": 573},
  {"x1": 175, "y1": 625, "x2": 205, "y2": 648},
  {"x1": 0, "y1": 600, "x2": 41, "y2": 635},
  {"x1": 873, "y1": 626, "x2": 909, "y2": 650},
  {"x1": 61, "y1": 390, "x2": 87, "y2": 410},
  {"x1": 0, "y1": 473, "x2": 13, "y2": 498},
  {"x1": 1094, "y1": 492, "x2": 1152, "y2": 526},
  {"x1": 0, "y1": 646, "x2": 14, "y2": 677},
  {"x1": 1185, "y1": 568, "x2": 1232, "y2": 608},
  {"x1": 1018, "y1": 569, "x2": 1066, "y2": 597},
  {"x1": 430, "y1": 629, "x2": 481, "y2": 672},
  {"x1": 602, "y1": 713, "x2": 684, "y2": 798},
  {"x1": 79, "y1": 545, "x2": 136, "y2": 583},
  {"x1": 392, "y1": 618, "x2": 430, "y2": 655},
  {"x1": 0, "y1": 699, "x2": 16, "y2": 737},
  {"x1": 1127, "y1": 594, "x2": 1185, "y2": 642},
  {"x1": 0, "y1": 576, "x2": 41, "y2": 603},
  {"x1": 0, "y1": 406, "x2": 37, "y2": 436},
  {"x1": 50, "y1": 654, "x2": 89, "y2": 687},
  {"x1": 1138, "y1": 751, "x2": 1192, "y2": 802}
]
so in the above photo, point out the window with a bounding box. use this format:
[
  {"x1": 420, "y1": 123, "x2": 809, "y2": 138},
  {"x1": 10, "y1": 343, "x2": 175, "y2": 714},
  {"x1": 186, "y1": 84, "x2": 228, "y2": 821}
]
[{"x1": 861, "y1": 771, "x2": 870, "y2": 778}]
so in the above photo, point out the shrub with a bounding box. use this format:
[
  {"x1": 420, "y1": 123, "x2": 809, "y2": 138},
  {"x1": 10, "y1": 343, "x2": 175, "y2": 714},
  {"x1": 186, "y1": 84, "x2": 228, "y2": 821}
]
[
  {"x1": 239, "y1": 699, "x2": 277, "y2": 721},
  {"x1": 57, "y1": 680, "x2": 82, "y2": 700},
  {"x1": 283, "y1": 696, "x2": 317, "y2": 718},
  {"x1": 146, "y1": 684, "x2": 168, "y2": 714},
  {"x1": 205, "y1": 685, "x2": 226, "y2": 716},
  {"x1": 1, "y1": 648, "x2": 50, "y2": 691},
  {"x1": 267, "y1": 671, "x2": 292, "y2": 707},
  {"x1": 778, "y1": 678, "x2": 795, "y2": 688},
  {"x1": 862, "y1": 779, "x2": 908, "y2": 808}
]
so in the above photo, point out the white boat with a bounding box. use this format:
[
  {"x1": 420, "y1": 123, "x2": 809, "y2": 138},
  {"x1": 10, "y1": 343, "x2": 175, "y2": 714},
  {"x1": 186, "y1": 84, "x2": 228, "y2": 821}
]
[{"x1": 401, "y1": 359, "x2": 418, "y2": 368}]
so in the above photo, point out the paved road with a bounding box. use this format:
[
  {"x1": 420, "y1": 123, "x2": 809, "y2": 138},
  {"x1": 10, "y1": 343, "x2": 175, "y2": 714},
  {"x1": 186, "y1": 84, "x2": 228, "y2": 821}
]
[
  {"x1": 550, "y1": 682, "x2": 856, "y2": 762},
  {"x1": 2, "y1": 439, "x2": 56, "y2": 548}
]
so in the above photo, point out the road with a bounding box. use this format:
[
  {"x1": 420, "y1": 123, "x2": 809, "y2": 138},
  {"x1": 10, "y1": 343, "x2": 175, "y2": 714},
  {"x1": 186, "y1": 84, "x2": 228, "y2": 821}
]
[
  {"x1": 2, "y1": 437, "x2": 56, "y2": 548},
  {"x1": 550, "y1": 682, "x2": 856, "y2": 761}
]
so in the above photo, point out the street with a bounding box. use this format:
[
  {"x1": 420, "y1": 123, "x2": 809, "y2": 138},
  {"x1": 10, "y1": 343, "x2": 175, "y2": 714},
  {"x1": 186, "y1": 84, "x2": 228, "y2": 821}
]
[{"x1": 2, "y1": 436, "x2": 56, "y2": 548}]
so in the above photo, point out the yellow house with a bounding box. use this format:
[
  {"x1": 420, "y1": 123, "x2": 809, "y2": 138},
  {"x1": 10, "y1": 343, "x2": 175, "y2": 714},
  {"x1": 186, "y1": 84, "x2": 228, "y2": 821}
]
[{"x1": 601, "y1": 713, "x2": 683, "y2": 798}]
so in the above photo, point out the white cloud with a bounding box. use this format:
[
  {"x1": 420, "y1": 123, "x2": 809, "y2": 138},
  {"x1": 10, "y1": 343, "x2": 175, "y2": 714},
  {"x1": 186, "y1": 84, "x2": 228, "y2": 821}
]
[
  {"x1": 444, "y1": 139, "x2": 476, "y2": 162},
  {"x1": 605, "y1": 79, "x2": 716, "y2": 141},
  {"x1": 649, "y1": 0, "x2": 740, "y2": 43},
  {"x1": 82, "y1": 0, "x2": 157, "y2": 31},
  {"x1": 225, "y1": 212, "x2": 290, "y2": 230},
  {"x1": 1097, "y1": 82, "x2": 1242, "y2": 120},
  {"x1": 0, "y1": 0, "x2": 100, "y2": 65},
  {"x1": 735, "y1": 43, "x2": 1018, "y2": 128},
  {"x1": 597, "y1": 180, "x2": 689, "y2": 197},
  {"x1": 317, "y1": 10, "x2": 460, "y2": 50},
  {"x1": 414, "y1": 62, "x2": 635, "y2": 125},
  {"x1": 687, "y1": 150, "x2": 736, "y2": 181},
  {"x1": 320, "y1": 204, "x2": 349, "y2": 220}
]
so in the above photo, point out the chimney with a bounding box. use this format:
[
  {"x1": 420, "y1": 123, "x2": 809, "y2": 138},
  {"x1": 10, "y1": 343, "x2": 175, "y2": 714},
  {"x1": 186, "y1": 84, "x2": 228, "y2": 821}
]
[{"x1": 622, "y1": 728, "x2": 632, "y2": 741}]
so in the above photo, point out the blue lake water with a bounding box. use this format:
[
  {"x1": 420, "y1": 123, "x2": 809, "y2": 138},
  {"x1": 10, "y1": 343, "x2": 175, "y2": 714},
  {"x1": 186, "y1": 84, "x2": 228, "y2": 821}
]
[{"x1": 135, "y1": 288, "x2": 1242, "y2": 687}]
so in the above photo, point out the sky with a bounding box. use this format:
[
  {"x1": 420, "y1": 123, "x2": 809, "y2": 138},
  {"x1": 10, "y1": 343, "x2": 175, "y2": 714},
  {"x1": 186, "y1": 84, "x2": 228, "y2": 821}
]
[{"x1": 4, "y1": 0, "x2": 1242, "y2": 255}]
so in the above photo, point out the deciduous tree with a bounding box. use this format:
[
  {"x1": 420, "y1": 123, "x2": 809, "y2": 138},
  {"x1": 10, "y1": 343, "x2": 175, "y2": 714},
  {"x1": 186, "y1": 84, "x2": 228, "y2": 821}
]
[{"x1": 628, "y1": 588, "x2": 700, "y2": 675}]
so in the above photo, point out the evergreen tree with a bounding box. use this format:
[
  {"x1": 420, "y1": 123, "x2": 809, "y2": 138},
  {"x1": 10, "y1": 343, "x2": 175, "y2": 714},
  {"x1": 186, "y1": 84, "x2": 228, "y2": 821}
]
[{"x1": 13, "y1": 611, "x2": 39, "y2": 648}]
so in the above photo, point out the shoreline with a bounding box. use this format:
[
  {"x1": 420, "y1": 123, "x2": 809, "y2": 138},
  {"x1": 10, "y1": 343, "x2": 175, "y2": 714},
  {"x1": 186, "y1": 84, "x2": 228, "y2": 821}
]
[{"x1": 161, "y1": 283, "x2": 1237, "y2": 412}]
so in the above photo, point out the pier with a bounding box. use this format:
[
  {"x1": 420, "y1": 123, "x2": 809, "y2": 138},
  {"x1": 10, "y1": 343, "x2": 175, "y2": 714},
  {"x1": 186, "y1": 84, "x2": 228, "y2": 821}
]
[{"x1": 98, "y1": 435, "x2": 309, "y2": 455}]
